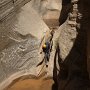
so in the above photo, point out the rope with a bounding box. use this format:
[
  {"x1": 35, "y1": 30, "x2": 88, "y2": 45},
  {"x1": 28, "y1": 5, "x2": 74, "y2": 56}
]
[{"x1": 37, "y1": 63, "x2": 45, "y2": 76}]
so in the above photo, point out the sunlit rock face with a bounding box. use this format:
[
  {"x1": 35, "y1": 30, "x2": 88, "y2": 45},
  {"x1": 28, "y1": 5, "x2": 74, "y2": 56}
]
[
  {"x1": 0, "y1": 0, "x2": 61, "y2": 89},
  {"x1": 0, "y1": 0, "x2": 50, "y2": 89}
]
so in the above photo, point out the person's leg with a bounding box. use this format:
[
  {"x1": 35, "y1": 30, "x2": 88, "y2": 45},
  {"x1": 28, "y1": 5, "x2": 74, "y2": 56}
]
[{"x1": 45, "y1": 53, "x2": 49, "y2": 67}]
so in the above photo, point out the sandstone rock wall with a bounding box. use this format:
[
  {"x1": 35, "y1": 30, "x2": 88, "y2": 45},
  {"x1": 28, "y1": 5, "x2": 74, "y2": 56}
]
[
  {"x1": 0, "y1": 0, "x2": 49, "y2": 89},
  {"x1": 0, "y1": 0, "x2": 90, "y2": 90},
  {"x1": 0, "y1": 0, "x2": 31, "y2": 21},
  {"x1": 30, "y1": 0, "x2": 61, "y2": 27}
]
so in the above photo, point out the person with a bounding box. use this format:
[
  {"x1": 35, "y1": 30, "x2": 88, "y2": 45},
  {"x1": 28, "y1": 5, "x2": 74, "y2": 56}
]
[{"x1": 42, "y1": 42, "x2": 51, "y2": 67}]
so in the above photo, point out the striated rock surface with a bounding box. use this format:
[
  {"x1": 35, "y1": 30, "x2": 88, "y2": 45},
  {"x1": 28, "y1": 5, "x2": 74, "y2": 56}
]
[
  {"x1": 0, "y1": 0, "x2": 90, "y2": 90},
  {"x1": 0, "y1": 0, "x2": 50, "y2": 89}
]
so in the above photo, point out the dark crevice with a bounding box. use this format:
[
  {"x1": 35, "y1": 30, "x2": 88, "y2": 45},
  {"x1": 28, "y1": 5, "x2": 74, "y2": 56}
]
[
  {"x1": 59, "y1": 0, "x2": 72, "y2": 26},
  {"x1": 52, "y1": 0, "x2": 90, "y2": 90}
]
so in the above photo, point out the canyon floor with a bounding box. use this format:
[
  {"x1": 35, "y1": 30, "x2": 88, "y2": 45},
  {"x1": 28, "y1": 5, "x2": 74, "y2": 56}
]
[{"x1": 5, "y1": 77, "x2": 54, "y2": 90}]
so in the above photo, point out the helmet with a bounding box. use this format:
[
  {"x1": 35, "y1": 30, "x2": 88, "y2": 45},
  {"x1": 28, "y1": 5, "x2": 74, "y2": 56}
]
[{"x1": 42, "y1": 44, "x2": 46, "y2": 48}]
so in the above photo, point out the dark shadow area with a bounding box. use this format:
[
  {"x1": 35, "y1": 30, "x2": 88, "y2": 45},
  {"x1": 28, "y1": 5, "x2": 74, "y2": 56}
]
[
  {"x1": 80, "y1": 0, "x2": 90, "y2": 81},
  {"x1": 52, "y1": 0, "x2": 90, "y2": 90},
  {"x1": 59, "y1": 0, "x2": 72, "y2": 26},
  {"x1": 52, "y1": 44, "x2": 60, "y2": 90}
]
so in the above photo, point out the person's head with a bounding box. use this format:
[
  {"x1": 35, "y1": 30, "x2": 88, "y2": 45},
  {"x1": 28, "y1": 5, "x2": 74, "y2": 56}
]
[{"x1": 42, "y1": 44, "x2": 46, "y2": 48}]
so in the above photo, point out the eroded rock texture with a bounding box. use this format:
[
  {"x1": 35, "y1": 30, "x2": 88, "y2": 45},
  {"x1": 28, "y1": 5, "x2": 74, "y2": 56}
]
[
  {"x1": 0, "y1": 0, "x2": 90, "y2": 90},
  {"x1": 0, "y1": 0, "x2": 50, "y2": 89}
]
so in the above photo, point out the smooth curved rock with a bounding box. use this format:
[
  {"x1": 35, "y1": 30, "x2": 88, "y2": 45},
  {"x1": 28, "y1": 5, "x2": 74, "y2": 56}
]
[
  {"x1": 13, "y1": 2, "x2": 49, "y2": 40},
  {"x1": 0, "y1": 1, "x2": 49, "y2": 89}
]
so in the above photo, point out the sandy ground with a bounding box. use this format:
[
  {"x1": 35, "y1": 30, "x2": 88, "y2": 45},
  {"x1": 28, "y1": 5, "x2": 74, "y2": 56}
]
[{"x1": 5, "y1": 77, "x2": 54, "y2": 90}]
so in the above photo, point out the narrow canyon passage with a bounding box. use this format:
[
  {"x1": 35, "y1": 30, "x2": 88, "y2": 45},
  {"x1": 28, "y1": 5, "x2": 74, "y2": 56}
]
[{"x1": 0, "y1": 0, "x2": 90, "y2": 90}]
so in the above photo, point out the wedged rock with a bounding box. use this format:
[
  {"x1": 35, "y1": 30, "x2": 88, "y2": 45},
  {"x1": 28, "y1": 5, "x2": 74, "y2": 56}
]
[
  {"x1": 31, "y1": 0, "x2": 61, "y2": 16},
  {"x1": 30, "y1": 0, "x2": 62, "y2": 28}
]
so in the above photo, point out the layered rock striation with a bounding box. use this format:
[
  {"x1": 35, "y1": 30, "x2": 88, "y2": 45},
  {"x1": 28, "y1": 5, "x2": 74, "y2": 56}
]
[{"x1": 0, "y1": 0, "x2": 49, "y2": 89}]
